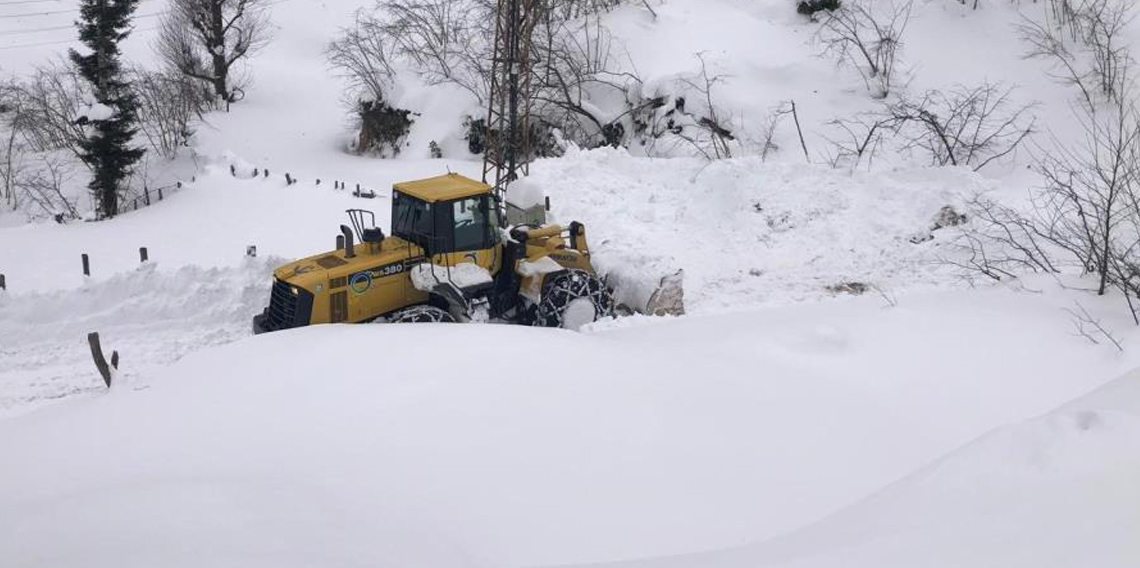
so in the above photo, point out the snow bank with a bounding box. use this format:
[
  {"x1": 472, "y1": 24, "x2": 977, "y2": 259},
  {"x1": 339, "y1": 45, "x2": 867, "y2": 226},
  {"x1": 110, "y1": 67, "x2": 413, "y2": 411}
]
[
  {"x1": 0, "y1": 284, "x2": 1135, "y2": 567},
  {"x1": 535, "y1": 147, "x2": 987, "y2": 312},
  {"x1": 0, "y1": 259, "x2": 277, "y2": 417}
]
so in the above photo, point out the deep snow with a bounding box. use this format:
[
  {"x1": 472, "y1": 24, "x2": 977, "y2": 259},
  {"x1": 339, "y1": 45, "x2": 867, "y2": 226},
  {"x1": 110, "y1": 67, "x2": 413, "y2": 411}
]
[
  {"x1": 1, "y1": 285, "x2": 1137, "y2": 568},
  {"x1": 1, "y1": 0, "x2": 1139, "y2": 566}
]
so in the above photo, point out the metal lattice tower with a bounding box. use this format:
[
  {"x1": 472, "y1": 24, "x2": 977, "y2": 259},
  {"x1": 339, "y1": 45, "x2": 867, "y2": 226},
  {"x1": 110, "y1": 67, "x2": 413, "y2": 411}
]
[{"x1": 482, "y1": 0, "x2": 536, "y2": 225}]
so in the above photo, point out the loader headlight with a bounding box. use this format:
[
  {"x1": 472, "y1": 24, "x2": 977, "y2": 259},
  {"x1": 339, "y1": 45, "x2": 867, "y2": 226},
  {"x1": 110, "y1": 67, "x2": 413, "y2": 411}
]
[{"x1": 290, "y1": 286, "x2": 300, "y2": 296}]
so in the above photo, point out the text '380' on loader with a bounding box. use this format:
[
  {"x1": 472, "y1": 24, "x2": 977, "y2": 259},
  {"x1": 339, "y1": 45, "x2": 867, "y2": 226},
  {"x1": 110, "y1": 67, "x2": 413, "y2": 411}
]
[{"x1": 253, "y1": 172, "x2": 617, "y2": 333}]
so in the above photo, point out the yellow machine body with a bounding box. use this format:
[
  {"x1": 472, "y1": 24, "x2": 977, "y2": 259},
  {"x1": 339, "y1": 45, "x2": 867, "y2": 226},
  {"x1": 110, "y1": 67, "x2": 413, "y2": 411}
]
[{"x1": 254, "y1": 173, "x2": 601, "y2": 332}]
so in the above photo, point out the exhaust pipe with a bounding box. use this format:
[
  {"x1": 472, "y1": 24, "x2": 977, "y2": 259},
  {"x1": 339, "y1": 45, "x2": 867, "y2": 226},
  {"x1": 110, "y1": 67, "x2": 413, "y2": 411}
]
[{"x1": 341, "y1": 225, "x2": 355, "y2": 258}]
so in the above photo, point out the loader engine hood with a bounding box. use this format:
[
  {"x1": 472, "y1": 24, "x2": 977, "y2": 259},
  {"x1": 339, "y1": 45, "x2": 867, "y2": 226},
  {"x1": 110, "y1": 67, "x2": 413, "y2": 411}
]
[{"x1": 254, "y1": 237, "x2": 424, "y2": 334}]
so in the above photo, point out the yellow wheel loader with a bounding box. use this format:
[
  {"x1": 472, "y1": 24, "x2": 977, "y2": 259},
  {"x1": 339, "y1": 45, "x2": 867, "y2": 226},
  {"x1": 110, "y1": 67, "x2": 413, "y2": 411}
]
[{"x1": 252, "y1": 173, "x2": 614, "y2": 333}]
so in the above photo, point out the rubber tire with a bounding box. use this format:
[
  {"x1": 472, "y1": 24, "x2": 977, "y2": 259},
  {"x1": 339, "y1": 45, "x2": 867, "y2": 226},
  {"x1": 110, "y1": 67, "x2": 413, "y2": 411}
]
[
  {"x1": 385, "y1": 305, "x2": 456, "y2": 323},
  {"x1": 534, "y1": 269, "x2": 615, "y2": 328}
]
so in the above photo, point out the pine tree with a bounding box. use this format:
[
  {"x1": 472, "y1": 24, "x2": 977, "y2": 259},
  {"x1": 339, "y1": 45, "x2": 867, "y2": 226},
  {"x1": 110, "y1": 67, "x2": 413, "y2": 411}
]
[{"x1": 70, "y1": 0, "x2": 145, "y2": 220}]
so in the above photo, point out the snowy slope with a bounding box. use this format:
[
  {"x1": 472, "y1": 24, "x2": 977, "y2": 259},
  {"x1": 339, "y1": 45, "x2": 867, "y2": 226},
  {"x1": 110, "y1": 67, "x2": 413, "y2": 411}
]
[
  {"x1": 1, "y1": 286, "x2": 1136, "y2": 568},
  {"x1": 580, "y1": 369, "x2": 1140, "y2": 568}
]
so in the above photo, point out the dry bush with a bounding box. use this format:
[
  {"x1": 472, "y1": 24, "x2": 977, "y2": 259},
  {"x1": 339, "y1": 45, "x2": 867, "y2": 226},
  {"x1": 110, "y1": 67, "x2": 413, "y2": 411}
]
[
  {"x1": 1019, "y1": 0, "x2": 1135, "y2": 109},
  {"x1": 818, "y1": 0, "x2": 913, "y2": 98},
  {"x1": 130, "y1": 69, "x2": 212, "y2": 159},
  {"x1": 953, "y1": 99, "x2": 1140, "y2": 323},
  {"x1": 889, "y1": 84, "x2": 1036, "y2": 170}
]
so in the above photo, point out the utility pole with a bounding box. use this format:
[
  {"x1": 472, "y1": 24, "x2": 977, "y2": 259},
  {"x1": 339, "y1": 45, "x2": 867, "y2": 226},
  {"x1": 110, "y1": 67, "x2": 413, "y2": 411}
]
[{"x1": 482, "y1": 0, "x2": 536, "y2": 227}]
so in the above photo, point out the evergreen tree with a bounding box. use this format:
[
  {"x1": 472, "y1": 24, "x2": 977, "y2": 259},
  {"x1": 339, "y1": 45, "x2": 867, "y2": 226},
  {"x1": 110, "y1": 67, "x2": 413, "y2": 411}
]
[{"x1": 70, "y1": 0, "x2": 145, "y2": 220}]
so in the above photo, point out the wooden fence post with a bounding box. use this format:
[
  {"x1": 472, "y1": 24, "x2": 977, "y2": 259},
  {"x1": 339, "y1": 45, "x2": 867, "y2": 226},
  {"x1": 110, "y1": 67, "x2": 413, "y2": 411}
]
[
  {"x1": 158, "y1": 187, "x2": 164, "y2": 200},
  {"x1": 247, "y1": 245, "x2": 257, "y2": 258},
  {"x1": 139, "y1": 247, "x2": 148, "y2": 263},
  {"x1": 0, "y1": 273, "x2": 6, "y2": 290},
  {"x1": 82, "y1": 253, "x2": 90, "y2": 277},
  {"x1": 87, "y1": 332, "x2": 117, "y2": 388}
]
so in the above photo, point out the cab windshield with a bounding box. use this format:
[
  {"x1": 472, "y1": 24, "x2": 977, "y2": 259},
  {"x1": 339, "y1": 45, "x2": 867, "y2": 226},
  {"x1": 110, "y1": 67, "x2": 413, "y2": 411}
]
[{"x1": 391, "y1": 192, "x2": 434, "y2": 250}]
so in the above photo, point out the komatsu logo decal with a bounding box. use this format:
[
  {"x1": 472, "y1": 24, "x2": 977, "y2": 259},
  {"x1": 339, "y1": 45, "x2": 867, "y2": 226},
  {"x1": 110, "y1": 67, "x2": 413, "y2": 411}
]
[
  {"x1": 349, "y1": 258, "x2": 427, "y2": 294},
  {"x1": 349, "y1": 272, "x2": 372, "y2": 294}
]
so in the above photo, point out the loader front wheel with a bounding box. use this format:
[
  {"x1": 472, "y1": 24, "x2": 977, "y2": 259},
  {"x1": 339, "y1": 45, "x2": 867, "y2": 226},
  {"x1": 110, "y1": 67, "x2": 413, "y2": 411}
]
[
  {"x1": 384, "y1": 305, "x2": 456, "y2": 323},
  {"x1": 535, "y1": 270, "x2": 614, "y2": 329}
]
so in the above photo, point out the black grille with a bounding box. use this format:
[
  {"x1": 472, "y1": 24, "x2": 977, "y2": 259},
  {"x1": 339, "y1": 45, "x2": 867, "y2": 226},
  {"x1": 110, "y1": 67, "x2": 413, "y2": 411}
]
[{"x1": 267, "y1": 279, "x2": 300, "y2": 329}]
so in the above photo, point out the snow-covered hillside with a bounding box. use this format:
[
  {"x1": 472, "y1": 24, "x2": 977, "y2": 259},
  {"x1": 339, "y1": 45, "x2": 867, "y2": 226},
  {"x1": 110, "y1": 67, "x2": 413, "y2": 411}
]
[{"x1": 2, "y1": 0, "x2": 1139, "y2": 566}]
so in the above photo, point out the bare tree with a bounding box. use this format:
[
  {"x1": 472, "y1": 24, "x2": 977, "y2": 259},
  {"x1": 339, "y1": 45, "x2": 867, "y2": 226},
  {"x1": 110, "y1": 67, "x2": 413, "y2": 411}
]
[
  {"x1": 17, "y1": 152, "x2": 78, "y2": 221},
  {"x1": 380, "y1": 0, "x2": 494, "y2": 103},
  {"x1": 952, "y1": 97, "x2": 1140, "y2": 322},
  {"x1": 130, "y1": 69, "x2": 212, "y2": 159},
  {"x1": 819, "y1": 0, "x2": 913, "y2": 99},
  {"x1": 327, "y1": 9, "x2": 398, "y2": 105},
  {"x1": 1033, "y1": 102, "x2": 1140, "y2": 295},
  {"x1": 156, "y1": 0, "x2": 272, "y2": 105},
  {"x1": 8, "y1": 63, "x2": 89, "y2": 160},
  {"x1": 531, "y1": 11, "x2": 642, "y2": 148}
]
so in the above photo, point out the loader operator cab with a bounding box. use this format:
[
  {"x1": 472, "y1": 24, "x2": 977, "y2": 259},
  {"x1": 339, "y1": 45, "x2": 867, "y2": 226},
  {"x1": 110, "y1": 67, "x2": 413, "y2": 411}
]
[{"x1": 391, "y1": 174, "x2": 502, "y2": 272}]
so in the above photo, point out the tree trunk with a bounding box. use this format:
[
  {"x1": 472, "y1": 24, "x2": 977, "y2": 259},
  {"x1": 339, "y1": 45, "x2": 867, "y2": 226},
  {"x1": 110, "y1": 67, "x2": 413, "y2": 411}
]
[{"x1": 208, "y1": 1, "x2": 229, "y2": 100}]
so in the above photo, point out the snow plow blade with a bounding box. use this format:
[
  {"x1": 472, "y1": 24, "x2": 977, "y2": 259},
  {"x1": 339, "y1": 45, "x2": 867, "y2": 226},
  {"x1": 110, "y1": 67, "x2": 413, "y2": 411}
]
[{"x1": 608, "y1": 269, "x2": 686, "y2": 317}]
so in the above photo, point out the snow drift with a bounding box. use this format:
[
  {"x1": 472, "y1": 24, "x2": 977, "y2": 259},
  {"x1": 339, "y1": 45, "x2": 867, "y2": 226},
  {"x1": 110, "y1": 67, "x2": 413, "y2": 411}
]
[{"x1": 0, "y1": 285, "x2": 1134, "y2": 568}]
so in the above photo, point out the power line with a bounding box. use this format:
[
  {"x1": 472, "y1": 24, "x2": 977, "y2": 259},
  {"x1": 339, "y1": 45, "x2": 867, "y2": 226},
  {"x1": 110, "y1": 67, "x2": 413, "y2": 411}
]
[
  {"x1": 0, "y1": 8, "x2": 85, "y2": 18},
  {"x1": 0, "y1": 11, "x2": 164, "y2": 35},
  {"x1": 0, "y1": 0, "x2": 81, "y2": 5},
  {"x1": 0, "y1": 0, "x2": 292, "y2": 51},
  {"x1": 0, "y1": 25, "x2": 157, "y2": 50},
  {"x1": 0, "y1": 0, "x2": 161, "y2": 18},
  {"x1": 0, "y1": 1, "x2": 159, "y2": 19}
]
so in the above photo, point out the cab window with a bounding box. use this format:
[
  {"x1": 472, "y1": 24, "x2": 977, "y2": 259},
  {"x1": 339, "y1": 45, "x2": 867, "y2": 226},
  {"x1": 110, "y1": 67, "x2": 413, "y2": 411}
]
[
  {"x1": 392, "y1": 192, "x2": 434, "y2": 249},
  {"x1": 453, "y1": 197, "x2": 490, "y2": 251}
]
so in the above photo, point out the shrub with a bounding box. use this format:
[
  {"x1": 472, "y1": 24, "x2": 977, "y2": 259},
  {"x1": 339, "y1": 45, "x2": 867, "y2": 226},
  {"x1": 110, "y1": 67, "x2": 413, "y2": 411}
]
[{"x1": 798, "y1": 0, "x2": 841, "y2": 17}]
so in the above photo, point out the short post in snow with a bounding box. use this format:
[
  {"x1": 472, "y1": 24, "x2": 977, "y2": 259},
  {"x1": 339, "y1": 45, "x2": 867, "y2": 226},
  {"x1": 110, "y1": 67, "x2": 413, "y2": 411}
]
[
  {"x1": 139, "y1": 247, "x2": 148, "y2": 263},
  {"x1": 230, "y1": 164, "x2": 236, "y2": 177},
  {"x1": 253, "y1": 168, "x2": 260, "y2": 177},
  {"x1": 0, "y1": 273, "x2": 6, "y2": 291},
  {"x1": 285, "y1": 173, "x2": 294, "y2": 185},
  {"x1": 81, "y1": 253, "x2": 90, "y2": 277},
  {"x1": 87, "y1": 332, "x2": 118, "y2": 389},
  {"x1": 158, "y1": 187, "x2": 164, "y2": 200},
  {"x1": 246, "y1": 245, "x2": 257, "y2": 258},
  {"x1": 264, "y1": 169, "x2": 270, "y2": 179},
  {"x1": 316, "y1": 179, "x2": 322, "y2": 186}
]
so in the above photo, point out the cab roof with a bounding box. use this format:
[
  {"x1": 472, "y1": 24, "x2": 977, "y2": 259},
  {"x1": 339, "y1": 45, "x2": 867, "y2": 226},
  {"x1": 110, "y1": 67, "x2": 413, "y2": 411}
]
[{"x1": 393, "y1": 173, "x2": 491, "y2": 203}]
